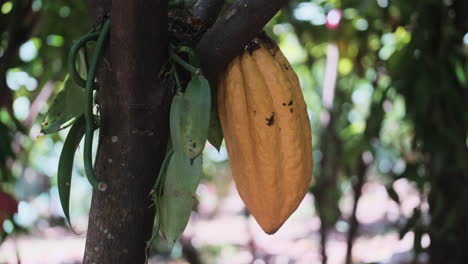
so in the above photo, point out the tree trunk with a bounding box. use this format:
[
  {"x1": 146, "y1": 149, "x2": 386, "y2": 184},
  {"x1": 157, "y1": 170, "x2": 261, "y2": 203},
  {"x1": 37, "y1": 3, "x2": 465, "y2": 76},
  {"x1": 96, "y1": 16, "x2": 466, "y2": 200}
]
[{"x1": 83, "y1": 1, "x2": 171, "y2": 263}]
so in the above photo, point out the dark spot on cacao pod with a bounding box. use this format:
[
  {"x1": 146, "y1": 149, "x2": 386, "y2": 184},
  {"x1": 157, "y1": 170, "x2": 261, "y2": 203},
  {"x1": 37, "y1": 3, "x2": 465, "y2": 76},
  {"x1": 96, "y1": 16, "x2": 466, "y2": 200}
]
[
  {"x1": 288, "y1": 100, "x2": 293, "y2": 106},
  {"x1": 282, "y1": 103, "x2": 286, "y2": 106},
  {"x1": 245, "y1": 39, "x2": 261, "y2": 55},
  {"x1": 258, "y1": 33, "x2": 277, "y2": 51},
  {"x1": 290, "y1": 108, "x2": 294, "y2": 113},
  {"x1": 266, "y1": 112, "x2": 275, "y2": 126}
]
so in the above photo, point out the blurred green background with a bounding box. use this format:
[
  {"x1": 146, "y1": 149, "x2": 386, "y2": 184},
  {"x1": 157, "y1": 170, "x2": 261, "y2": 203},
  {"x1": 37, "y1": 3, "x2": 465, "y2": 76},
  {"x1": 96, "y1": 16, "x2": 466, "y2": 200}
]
[{"x1": 0, "y1": 0, "x2": 467, "y2": 263}]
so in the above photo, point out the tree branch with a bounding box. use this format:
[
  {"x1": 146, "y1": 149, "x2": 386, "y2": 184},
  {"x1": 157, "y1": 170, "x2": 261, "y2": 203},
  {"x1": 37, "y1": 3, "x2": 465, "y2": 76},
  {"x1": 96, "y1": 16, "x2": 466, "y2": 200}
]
[
  {"x1": 192, "y1": 0, "x2": 226, "y2": 25},
  {"x1": 344, "y1": 159, "x2": 367, "y2": 264},
  {"x1": 196, "y1": 0, "x2": 289, "y2": 83}
]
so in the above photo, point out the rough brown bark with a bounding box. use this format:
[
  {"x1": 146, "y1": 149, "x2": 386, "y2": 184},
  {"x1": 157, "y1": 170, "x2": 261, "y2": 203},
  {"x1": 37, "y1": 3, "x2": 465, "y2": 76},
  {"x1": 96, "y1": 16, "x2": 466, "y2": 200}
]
[{"x1": 83, "y1": 1, "x2": 171, "y2": 263}]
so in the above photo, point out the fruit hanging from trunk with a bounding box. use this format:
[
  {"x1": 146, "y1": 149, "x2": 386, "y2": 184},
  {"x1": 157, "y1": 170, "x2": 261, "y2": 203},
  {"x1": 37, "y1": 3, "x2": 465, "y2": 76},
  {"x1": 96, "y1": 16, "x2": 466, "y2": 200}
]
[{"x1": 218, "y1": 37, "x2": 313, "y2": 234}]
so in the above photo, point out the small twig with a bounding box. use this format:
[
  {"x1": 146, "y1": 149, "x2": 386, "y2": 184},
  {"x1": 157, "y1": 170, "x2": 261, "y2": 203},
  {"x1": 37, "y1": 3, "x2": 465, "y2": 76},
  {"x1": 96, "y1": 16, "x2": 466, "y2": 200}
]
[
  {"x1": 170, "y1": 48, "x2": 200, "y2": 75},
  {"x1": 172, "y1": 64, "x2": 183, "y2": 93},
  {"x1": 345, "y1": 160, "x2": 367, "y2": 264},
  {"x1": 319, "y1": 223, "x2": 328, "y2": 264}
]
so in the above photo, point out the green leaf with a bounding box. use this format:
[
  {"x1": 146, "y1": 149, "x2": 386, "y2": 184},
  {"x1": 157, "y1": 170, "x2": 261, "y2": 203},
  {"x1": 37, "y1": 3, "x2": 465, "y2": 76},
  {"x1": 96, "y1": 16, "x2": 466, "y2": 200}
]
[
  {"x1": 182, "y1": 75, "x2": 211, "y2": 158},
  {"x1": 454, "y1": 59, "x2": 467, "y2": 87},
  {"x1": 158, "y1": 151, "x2": 202, "y2": 248},
  {"x1": 41, "y1": 75, "x2": 86, "y2": 134},
  {"x1": 153, "y1": 147, "x2": 173, "y2": 192},
  {"x1": 170, "y1": 75, "x2": 211, "y2": 159},
  {"x1": 207, "y1": 103, "x2": 223, "y2": 151},
  {"x1": 57, "y1": 115, "x2": 85, "y2": 232},
  {"x1": 147, "y1": 148, "x2": 174, "y2": 249},
  {"x1": 170, "y1": 94, "x2": 186, "y2": 155}
]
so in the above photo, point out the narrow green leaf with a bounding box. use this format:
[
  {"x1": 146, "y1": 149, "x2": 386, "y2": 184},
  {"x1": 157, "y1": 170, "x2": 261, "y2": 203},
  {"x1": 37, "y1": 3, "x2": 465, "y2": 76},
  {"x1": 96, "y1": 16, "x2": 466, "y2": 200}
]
[
  {"x1": 41, "y1": 75, "x2": 86, "y2": 134},
  {"x1": 206, "y1": 73, "x2": 223, "y2": 151},
  {"x1": 158, "y1": 151, "x2": 202, "y2": 248},
  {"x1": 207, "y1": 105, "x2": 223, "y2": 151},
  {"x1": 454, "y1": 59, "x2": 467, "y2": 87},
  {"x1": 57, "y1": 115, "x2": 86, "y2": 232}
]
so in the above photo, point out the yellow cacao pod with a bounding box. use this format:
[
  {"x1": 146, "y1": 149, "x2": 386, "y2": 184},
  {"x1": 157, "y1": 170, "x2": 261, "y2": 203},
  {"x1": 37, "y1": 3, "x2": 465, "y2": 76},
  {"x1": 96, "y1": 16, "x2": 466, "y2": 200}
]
[{"x1": 218, "y1": 37, "x2": 313, "y2": 234}]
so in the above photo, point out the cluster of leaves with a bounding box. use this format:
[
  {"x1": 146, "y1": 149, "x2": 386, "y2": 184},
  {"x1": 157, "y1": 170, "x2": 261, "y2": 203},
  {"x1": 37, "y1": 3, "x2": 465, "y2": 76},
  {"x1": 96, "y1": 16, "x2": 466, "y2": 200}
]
[
  {"x1": 39, "y1": 17, "x2": 110, "y2": 229},
  {"x1": 149, "y1": 48, "x2": 221, "y2": 248},
  {"x1": 0, "y1": 0, "x2": 91, "y2": 243}
]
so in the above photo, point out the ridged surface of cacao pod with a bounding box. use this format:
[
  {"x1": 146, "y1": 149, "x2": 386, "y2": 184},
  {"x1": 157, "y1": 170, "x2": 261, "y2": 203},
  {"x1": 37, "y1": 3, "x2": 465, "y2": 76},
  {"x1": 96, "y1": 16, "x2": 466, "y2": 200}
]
[{"x1": 218, "y1": 38, "x2": 313, "y2": 234}]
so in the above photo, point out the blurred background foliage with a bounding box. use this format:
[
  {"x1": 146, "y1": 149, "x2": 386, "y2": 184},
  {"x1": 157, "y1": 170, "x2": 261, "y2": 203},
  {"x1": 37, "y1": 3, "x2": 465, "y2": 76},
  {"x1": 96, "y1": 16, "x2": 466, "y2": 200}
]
[{"x1": 0, "y1": 0, "x2": 467, "y2": 263}]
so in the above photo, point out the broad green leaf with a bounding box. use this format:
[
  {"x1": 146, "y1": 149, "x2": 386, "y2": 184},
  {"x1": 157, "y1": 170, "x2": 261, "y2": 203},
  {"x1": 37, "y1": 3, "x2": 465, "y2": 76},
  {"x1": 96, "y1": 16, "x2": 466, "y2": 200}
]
[
  {"x1": 148, "y1": 148, "x2": 174, "y2": 248},
  {"x1": 153, "y1": 147, "x2": 174, "y2": 192},
  {"x1": 41, "y1": 75, "x2": 86, "y2": 134},
  {"x1": 158, "y1": 151, "x2": 202, "y2": 248},
  {"x1": 181, "y1": 75, "x2": 211, "y2": 159},
  {"x1": 170, "y1": 94, "x2": 187, "y2": 155},
  {"x1": 57, "y1": 115, "x2": 85, "y2": 232},
  {"x1": 170, "y1": 75, "x2": 211, "y2": 159}
]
